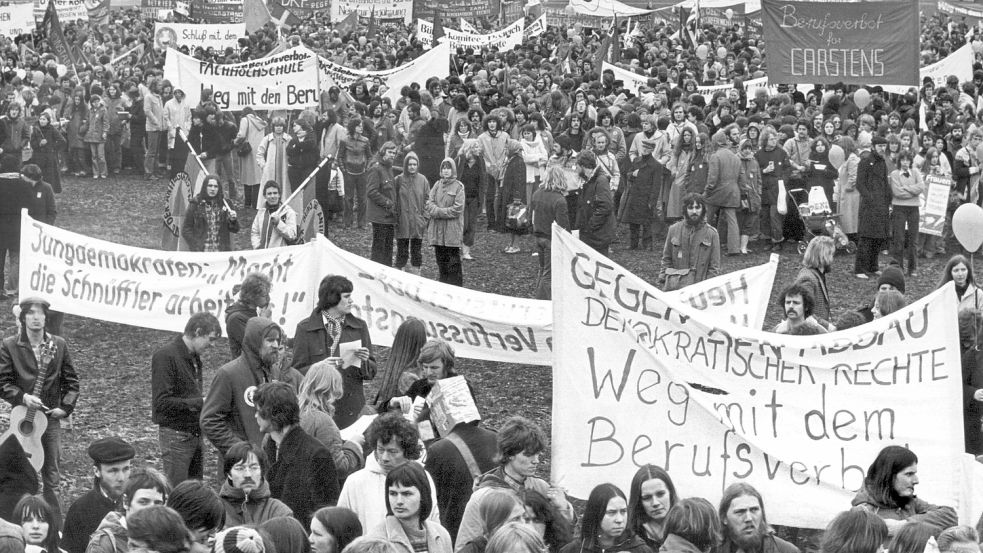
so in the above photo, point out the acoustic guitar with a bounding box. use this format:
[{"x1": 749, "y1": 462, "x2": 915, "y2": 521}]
[{"x1": 0, "y1": 339, "x2": 56, "y2": 472}]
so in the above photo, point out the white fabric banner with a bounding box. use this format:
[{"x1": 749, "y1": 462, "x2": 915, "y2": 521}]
[
  {"x1": 18, "y1": 214, "x2": 776, "y2": 366},
  {"x1": 0, "y1": 2, "x2": 37, "y2": 37},
  {"x1": 154, "y1": 23, "x2": 245, "y2": 51},
  {"x1": 603, "y1": 62, "x2": 650, "y2": 96},
  {"x1": 317, "y1": 41, "x2": 451, "y2": 104},
  {"x1": 330, "y1": 0, "x2": 412, "y2": 24},
  {"x1": 568, "y1": 0, "x2": 653, "y2": 17},
  {"x1": 550, "y1": 224, "x2": 966, "y2": 529},
  {"x1": 34, "y1": 0, "x2": 86, "y2": 23},
  {"x1": 524, "y1": 15, "x2": 546, "y2": 38},
  {"x1": 417, "y1": 18, "x2": 525, "y2": 50},
  {"x1": 18, "y1": 214, "x2": 324, "y2": 337},
  {"x1": 163, "y1": 45, "x2": 320, "y2": 110},
  {"x1": 883, "y1": 43, "x2": 974, "y2": 95}
]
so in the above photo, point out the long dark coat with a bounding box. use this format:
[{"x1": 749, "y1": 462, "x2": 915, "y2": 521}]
[
  {"x1": 856, "y1": 150, "x2": 892, "y2": 239},
  {"x1": 414, "y1": 118, "x2": 448, "y2": 186},
  {"x1": 620, "y1": 155, "x2": 663, "y2": 224},
  {"x1": 263, "y1": 426, "x2": 339, "y2": 528},
  {"x1": 30, "y1": 124, "x2": 66, "y2": 193}
]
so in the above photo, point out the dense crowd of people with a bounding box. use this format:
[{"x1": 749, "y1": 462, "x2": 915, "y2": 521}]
[{"x1": 3, "y1": 3, "x2": 983, "y2": 553}]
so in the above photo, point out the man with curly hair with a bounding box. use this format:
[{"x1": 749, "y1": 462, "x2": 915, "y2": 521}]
[{"x1": 336, "y1": 412, "x2": 440, "y2": 531}]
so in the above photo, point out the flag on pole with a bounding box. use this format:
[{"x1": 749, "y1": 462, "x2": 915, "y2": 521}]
[
  {"x1": 110, "y1": 43, "x2": 143, "y2": 67},
  {"x1": 432, "y1": 12, "x2": 445, "y2": 43},
  {"x1": 284, "y1": 157, "x2": 330, "y2": 243},
  {"x1": 40, "y1": 0, "x2": 76, "y2": 68},
  {"x1": 366, "y1": 6, "x2": 377, "y2": 39},
  {"x1": 460, "y1": 17, "x2": 478, "y2": 33},
  {"x1": 86, "y1": 0, "x2": 110, "y2": 27},
  {"x1": 610, "y1": 15, "x2": 620, "y2": 63},
  {"x1": 335, "y1": 9, "x2": 358, "y2": 36},
  {"x1": 593, "y1": 35, "x2": 610, "y2": 75},
  {"x1": 161, "y1": 132, "x2": 207, "y2": 251}
]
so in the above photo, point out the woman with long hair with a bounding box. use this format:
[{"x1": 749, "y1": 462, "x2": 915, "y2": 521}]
[
  {"x1": 522, "y1": 491, "x2": 573, "y2": 553},
  {"x1": 365, "y1": 463, "x2": 452, "y2": 553},
  {"x1": 30, "y1": 112, "x2": 66, "y2": 193},
  {"x1": 374, "y1": 318, "x2": 428, "y2": 409},
  {"x1": 660, "y1": 498, "x2": 720, "y2": 553},
  {"x1": 836, "y1": 136, "x2": 861, "y2": 243},
  {"x1": 486, "y1": 523, "x2": 549, "y2": 553},
  {"x1": 888, "y1": 151, "x2": 924, "y2": 276},
  {"x1": 181, "y1": 174, "x2": 239, "y2": 252},
  {"x1": 339, "y1": 118, "x2": 374, "y2": 229},
  {"x1": 530, "y1": 165, "x2": 570, "y2": 300},
  {"x1": 260, "y1": 516, "x2": 311, "y2": 553},
  {"x1": 939, "y1": 255, "x2": 983, "y2": 315},
  {"x1": 559, "y1": 483, "x2": 652, "y2": 553},
  {"x1": 310, "y1": 507, "x2": 363, "y2": 553},
  {"x1": 256, "y1": 117, "x2": 291, "y2": 192},
  {"x1": 685, "y1": 132, "x2": 710, "y2": 197},
  {"x1": 796, "y1": 236, "x2": 835, "y2": 324},
  {"x1": 287, "y1": 120, "x2": 319, "y2": 196},
  {"x1": 298, "y1": 360, "x2": 364, "y2": 480},
  {"x1": 917, "y1": 147, "x2": 950, "y2": 260},
  {"x1": 65, "y1": 91, "x2": 88, "y2": 176},
  {"x1": 626, "y1": 466, "x2": 678, "y2": 550},
  {"x1": 666, "y1": 128, "x2": 696, "y2": 222},
  {"x1": 457, "y1": 491, "x2": 524, "y2": 553},
  {"x1": 14, "y1": 495, "x2": 62, "y2": 553},
  {"x1": 236, "y1": 107, "x2": 267, "y2": 209},
  {"x1": 851, "y1": 445, "x2": 957, "y2": 535}
]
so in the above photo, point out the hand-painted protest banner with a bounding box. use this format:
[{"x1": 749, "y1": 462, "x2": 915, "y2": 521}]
[
  {"x1": 525, "y1": 14, "x2": 546, "y2": 38},
  {"x1": 417, "y1": 18, "x2": 525, "y2": 51},
  {"x1": 34, "y1": 0, "x2": 86, "y2": 23},
  {"x1": 0, "y1": 2, "x2": 39, "y2": 36},
  {"x1": 19, "y1": 213, "x2": 323, "y2": 336},
  {"x1": 317, "y1": 41, "x2": 450, "y2": 104},
  {"x1": 190, "y1": 0, "x2": 242, "y2": 22},
  {"x1": 18, "y1": 213, "x2": 777, "y2": 366},
  {"x1": 154, "y1": 23, "x2": 245, "y2": 51},
  {"x1": 416, "y1": 0, "x2": 491, "y2": 22},
  {"x1": 919, "y1": 174, "x2": 951, "y2": 237},
  {"x1": 550, "y1": 224, "x2": 965, "y2": 528},
  {"x1": 164, "y1": 46, "x2": 319, "y2": 110},
  {"x1": 603, "y1": 62, "x2": 649, "y2": 96},
  {"x1": 330, "y1": 0, "x2": 411, "y2": 24},
  {"x1": 939, "y1": 0, "x2": 983, "y2": 22},
  {"x1": 315, "y1": 235, "x2": 778, "y2": 365},
  {"x1": 761, "y1": 0, "x2": 919, "y2": 86},
  {"x1": 883, "y1": 43, "x2": 974, "y2": 95}
]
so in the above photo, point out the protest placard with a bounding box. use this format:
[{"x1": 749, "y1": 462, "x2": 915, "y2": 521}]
[
  {"x1": 417, "y1": 18, "x2": 525, "y2": 51},
  {"x1": 317, "y1": 41, "x2": 451, "y2": 103},
  {"x1": 525, "y1": 14, "x2": 546, "y2": 38},
  {"x1": 427, "y1": 376, "x2": 481, "y2": 437},
  {"x1": 34, "y1": 0, "x2": 86, "y2": 23},
  {"x1": 920, "y1": 174, "x2": 951, "y2": 237},
  {"x1": 761, "y1": 0, "x2": 919, "y2": 86},
  {"x1": 163, "y1": 45, "x2": 319, "y2": 110},
  {"x1": 19, "y1": 213, "x2": 323, "y2": 336},
  {"x1": 0, "y1": 2, "x2": 38, "y2": 36},
  {"x1": 154, "y1": 23, "x2": 245, "y2": 51},
  {"x1": 330, "y1": 0, "x2": 411, "y2": 24},
  {"x1": 550, "y1": 224, "x2": 965, "y2": 528}
]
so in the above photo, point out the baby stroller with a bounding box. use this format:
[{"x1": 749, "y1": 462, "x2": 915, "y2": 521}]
[{"x1": 787, "y1": 187, "x2": 856, "y2": 255}]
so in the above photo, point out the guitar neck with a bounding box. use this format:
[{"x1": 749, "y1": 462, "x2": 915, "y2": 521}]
[{"x1": 27, "y1": 340, "x2": 53, "y2": 411}]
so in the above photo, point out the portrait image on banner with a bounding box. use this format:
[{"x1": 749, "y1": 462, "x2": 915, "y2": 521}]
[{"x1": 761, "y1": 0, "x2": 919, "y2": 86}]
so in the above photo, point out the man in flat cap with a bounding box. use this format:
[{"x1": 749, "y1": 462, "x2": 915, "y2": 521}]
[
  {"x1": 0, "y1": 296, "x2": 79, "y2": 525},
  {"x1": 61, "y1": 436, "x2": 135, "y2": 553}
]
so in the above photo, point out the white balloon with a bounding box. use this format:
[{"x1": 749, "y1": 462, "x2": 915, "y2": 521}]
[{"x1": 56, "y1": 64, "x2": 68, "y2": 77}]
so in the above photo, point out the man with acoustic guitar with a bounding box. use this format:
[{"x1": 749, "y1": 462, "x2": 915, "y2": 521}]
[{"x1": 0, "y1": 296, "x2": 80, "y2": 526}]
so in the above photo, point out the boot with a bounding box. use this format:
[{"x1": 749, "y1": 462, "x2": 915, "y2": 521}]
[
  {"x1": 740, "y1": 235, "x2": 751, "y2": 254},
  {"x1": 462, "y1": 246, "x2": 474, "y2": 260}
]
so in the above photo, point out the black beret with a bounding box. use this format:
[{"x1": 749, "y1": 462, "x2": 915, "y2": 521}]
[{"x1": 87, "y1": 437, "x2": 135, "y2": 465}]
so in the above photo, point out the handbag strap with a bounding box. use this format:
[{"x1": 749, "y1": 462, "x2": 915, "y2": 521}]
[{"x1": 445, "y1": 432, "x2": 482, "y2": 480}]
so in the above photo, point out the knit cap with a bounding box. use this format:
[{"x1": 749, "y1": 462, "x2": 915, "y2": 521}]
[{"x1": 214, "y1": 527, "x2": 265, "y2": 553}]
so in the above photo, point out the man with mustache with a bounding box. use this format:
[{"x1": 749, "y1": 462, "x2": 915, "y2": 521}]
[
  {"x1": 218, "y1": 441, "x2": 292, "y2": 527},
  {"x1": 771, "y1": 283, "x2": 829, "y2": 335},
  {"x1": 718, "y1": 483, "x2": 799, "y2": 553}
]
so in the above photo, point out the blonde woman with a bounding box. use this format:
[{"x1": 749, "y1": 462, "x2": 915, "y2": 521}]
[
  {"x1": 530, "y1": 166, "x2": 570, "y2": 300},
  {"x1": 299, "y1": 360, "x2": 365, "y2": 480}
]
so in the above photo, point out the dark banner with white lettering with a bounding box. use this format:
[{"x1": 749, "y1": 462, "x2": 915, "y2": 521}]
[{"x1": 761, "y1": 0, "x2": 919, "y2": 86}]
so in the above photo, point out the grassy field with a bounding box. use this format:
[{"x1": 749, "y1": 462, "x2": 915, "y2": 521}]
[{"x1": 0, "y1": 170, "x2": 973, "y2": 539}]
